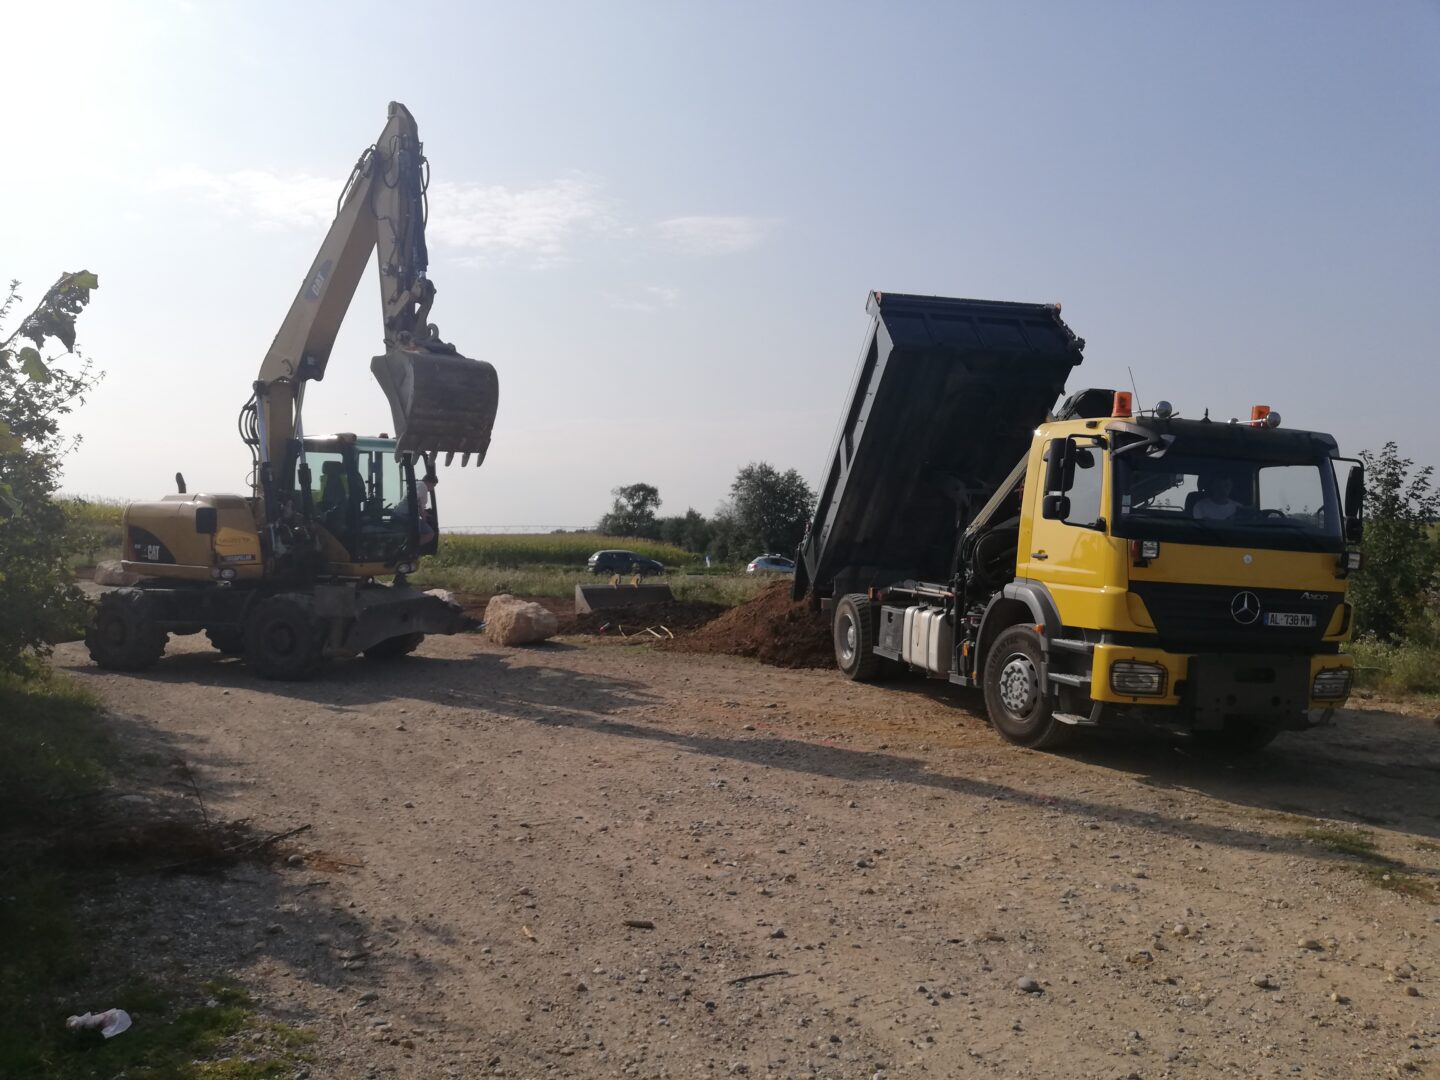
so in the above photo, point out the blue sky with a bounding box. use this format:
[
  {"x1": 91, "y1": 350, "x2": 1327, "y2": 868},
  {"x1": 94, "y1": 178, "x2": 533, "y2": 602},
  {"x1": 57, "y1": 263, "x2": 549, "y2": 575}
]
[{"x1": 9, "y1": 0, "x2": 1438, "y2": 528}]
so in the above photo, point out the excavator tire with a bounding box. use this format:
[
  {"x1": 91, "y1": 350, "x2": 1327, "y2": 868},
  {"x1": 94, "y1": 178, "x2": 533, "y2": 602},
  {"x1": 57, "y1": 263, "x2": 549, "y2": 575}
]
[
  {"x1": 86, "y1": 589, "x2": 168, "y2": 671},
  {"x1": 364, "y1": 633, "x2": 425, "y2": 660},
  {"x1": 244, "y1": 595, "x2": 324, "y2": 680},
  {"x1": 205, "y1": 627, "x2": 246, "y2": 655}
]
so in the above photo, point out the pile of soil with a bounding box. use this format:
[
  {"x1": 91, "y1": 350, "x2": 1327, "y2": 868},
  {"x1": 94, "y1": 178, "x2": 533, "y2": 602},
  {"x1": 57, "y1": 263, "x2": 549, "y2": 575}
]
[{"x1": 667, "y1": 581, "x2": 833, "y2": 668}]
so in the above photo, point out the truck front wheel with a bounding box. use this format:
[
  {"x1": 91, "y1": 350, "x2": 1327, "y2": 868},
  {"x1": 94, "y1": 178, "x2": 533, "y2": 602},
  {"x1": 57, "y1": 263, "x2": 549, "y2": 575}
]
[{"x1": 983, "y1": 625, "x2": 1072, "y2": 750}]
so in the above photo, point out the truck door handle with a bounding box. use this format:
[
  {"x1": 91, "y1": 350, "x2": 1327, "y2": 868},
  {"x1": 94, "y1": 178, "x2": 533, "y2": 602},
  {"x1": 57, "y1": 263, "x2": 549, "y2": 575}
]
[{"x1": 1031, "y1": 551, "x2": 1048, "y2": 560}]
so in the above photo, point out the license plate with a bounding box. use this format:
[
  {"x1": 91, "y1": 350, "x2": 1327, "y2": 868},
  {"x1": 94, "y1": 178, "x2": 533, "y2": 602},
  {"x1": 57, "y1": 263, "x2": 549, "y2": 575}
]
[{"x1": 1265, "y1": 612, "x2": 1315, "y2": 628}]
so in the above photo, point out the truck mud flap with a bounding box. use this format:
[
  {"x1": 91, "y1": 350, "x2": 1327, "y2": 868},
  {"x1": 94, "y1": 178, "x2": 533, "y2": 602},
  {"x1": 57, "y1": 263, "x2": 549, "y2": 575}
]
[
  {"x1": 336, "y1": 586, "x2": 476, "y2": 656},
  {"x1": 371, "y1": 347, "x2": 499, "y2": 464}
]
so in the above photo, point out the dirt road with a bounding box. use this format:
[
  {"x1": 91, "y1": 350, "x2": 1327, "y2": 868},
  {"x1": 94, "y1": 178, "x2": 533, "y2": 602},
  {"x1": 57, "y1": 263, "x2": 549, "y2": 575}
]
[{"x1": 55, "y1": 631, "x2": 1440, "y2": 1079}]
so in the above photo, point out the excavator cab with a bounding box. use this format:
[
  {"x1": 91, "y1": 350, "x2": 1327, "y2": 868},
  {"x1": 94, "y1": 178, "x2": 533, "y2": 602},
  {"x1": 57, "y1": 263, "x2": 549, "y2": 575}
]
[{"x1": 301, "y1": 435, "x2": 420, "y2": 568}]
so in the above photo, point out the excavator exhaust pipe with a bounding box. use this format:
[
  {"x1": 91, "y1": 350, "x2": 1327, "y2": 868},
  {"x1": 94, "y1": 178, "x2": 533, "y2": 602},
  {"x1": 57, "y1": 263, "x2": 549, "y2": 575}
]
[{"x1": 371, "y1": 347, "x2": 499, "y2": 463}]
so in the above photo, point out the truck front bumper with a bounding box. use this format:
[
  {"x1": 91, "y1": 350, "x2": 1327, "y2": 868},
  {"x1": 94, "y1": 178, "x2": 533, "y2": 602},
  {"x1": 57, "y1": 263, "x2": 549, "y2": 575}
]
[{"x1": 1087, "y1": 643, "x2": 1353, "y2": 731}]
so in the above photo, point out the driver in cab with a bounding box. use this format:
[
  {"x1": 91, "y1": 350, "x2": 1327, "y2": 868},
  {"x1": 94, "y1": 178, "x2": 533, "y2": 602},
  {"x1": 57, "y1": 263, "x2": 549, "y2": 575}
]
[{"x1": 1192, "y1": 474, "x2": 1242, "y2": 521}]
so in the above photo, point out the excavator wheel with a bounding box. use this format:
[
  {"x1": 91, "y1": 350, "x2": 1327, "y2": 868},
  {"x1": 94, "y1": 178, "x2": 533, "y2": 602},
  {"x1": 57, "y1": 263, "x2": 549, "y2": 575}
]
[
  {"x1": 244, "y1": 595, "x2": 324, "y2": 680},
  {"x1": 205, "y1": 626, "x2": 246, "y2": 655},
  {"x1": 86, "y1": 589, "x2": 168, "y2": 672},
  {"x1": 364, "y1": 633, "x2": 425, "y2": 660}
]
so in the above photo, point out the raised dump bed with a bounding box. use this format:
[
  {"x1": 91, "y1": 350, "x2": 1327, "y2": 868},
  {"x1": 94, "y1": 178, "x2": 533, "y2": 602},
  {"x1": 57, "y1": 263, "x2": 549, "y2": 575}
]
[{"x1": 795, "y1": 292, "x2": 1084, "y2": 602}]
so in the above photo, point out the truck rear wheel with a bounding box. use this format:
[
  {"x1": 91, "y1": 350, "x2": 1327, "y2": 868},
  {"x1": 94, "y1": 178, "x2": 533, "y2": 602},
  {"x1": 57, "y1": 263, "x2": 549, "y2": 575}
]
[
  {"x1": 982, "y1": 625, "x2": 1072, "y2": 750},
  {"x1": 834, "y1": 594, "x2": 883, "y2": 681},
  {"x1": 86, "y1": 589, "x2": 167, "y2": 672},
  {"x1": 364, "y1": 633, "x2": 425, "y2": 660},
  {"x1": 244, "y1": 595, "x2": 324, "y2": 680}
]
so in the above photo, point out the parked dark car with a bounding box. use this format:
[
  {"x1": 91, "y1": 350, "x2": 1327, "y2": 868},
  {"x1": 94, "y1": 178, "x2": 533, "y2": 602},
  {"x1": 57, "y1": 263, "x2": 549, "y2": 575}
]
[
  {"x1": 587, "y1": 549, "x2": 665, "y2": 576},
  {"x1": 746, "y1": 554, "x2": 796, "y2": 574}
]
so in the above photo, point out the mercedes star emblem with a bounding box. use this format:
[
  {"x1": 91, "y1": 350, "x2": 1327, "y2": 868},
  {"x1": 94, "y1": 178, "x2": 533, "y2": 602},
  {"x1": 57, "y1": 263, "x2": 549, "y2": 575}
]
[{"x1": 1231, "y1": 590, "x2": 1261, "y2": 625}]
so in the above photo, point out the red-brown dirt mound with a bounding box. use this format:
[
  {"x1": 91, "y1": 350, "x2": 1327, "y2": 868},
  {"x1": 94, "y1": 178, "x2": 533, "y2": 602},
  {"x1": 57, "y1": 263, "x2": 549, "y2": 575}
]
[{"x1": 666, "y1": 582, "x2": 833, "y2": 668}]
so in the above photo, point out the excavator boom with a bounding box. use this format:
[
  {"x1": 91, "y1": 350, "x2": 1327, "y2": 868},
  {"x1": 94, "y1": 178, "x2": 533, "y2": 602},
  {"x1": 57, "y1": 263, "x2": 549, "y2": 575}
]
[{"x1": 253, "y1": 102, "x2": 498, "y2": 484}]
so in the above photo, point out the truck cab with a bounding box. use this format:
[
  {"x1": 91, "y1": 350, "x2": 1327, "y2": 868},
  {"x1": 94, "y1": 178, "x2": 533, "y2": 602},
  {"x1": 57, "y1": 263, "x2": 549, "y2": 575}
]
[{"x1": 961, "y1": 400, "x2": 1361, "y2": 749}]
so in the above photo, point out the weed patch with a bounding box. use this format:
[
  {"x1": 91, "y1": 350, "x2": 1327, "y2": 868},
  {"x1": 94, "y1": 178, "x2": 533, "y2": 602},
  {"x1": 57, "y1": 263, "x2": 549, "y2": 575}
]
[
  {"x1": 1300, "y1": 825, "x2": 1439, "y2": 903},
  {"x1": 1302, "y1": 826, "x2": 1381, "y2": 858},
  {"x1": 1357, "y1": 865, "x2": 1440, "y2": 903},
  {"x1": 0, "y1": 671, "x2": 313, "y2": 1078}
]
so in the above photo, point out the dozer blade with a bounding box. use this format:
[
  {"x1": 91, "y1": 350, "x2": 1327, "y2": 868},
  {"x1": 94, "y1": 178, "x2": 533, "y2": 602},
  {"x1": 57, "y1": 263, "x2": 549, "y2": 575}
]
[{"x1": 370, "y1": 347, "x2": 499, "y2": 462}]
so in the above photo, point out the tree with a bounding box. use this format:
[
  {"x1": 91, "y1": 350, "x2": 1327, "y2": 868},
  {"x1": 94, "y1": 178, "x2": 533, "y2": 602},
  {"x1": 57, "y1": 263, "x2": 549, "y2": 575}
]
[
  {"x1": 1349, "y1": 442, "x2": 1438, "y2": 642},
  {"x1": 657, "y1": 508, "x2": 712, "y2": 554},
  {"x1": 597, "y1": 482, "x2": 662, "y2": 538},
  {"x1": 0, "y1": 272, "x2": 101, "y2": 672},
  {"x1": 725, "y1": 462, "x2": 815, "y2": 557}
]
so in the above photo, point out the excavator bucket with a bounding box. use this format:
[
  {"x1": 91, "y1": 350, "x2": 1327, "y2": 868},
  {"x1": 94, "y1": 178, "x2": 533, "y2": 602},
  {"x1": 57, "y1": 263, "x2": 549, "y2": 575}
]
[{"x1": 371, "y1": 348, "x2": 499, "y2": 463}]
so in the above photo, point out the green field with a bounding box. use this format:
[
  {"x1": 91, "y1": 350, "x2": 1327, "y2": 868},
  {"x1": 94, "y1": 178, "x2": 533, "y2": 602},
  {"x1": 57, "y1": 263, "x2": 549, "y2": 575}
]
[{"x1": 57, "y1": 495, "x2": 125, "y2": 564}]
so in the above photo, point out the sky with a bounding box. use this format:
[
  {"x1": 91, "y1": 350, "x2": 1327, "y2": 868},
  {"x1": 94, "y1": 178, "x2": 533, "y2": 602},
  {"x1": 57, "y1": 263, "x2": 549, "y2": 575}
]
[{"x1": 8, "y1": 0, "x2": 1439, "y2": 530}]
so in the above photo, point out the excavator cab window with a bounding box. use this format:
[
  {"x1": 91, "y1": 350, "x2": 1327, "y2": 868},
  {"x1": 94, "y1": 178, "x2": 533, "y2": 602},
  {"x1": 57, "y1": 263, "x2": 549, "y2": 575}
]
[{"x1": 301, "y1": 437, "x2": 417, "y2": 566}]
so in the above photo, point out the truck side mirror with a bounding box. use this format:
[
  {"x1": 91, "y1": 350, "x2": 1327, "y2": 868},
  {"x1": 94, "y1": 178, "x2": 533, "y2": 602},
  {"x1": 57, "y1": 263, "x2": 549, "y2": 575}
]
[
  {"x1": 1344, "y1": 464, "x2": 1364, "y2": 542},
  {"x1": 195, "y1": 507, "x2": 218, "y2": 535},
  {"x1": 1043, "y1": 438, "x2": 1076, "y2": 495},
  {"x1": 1042, "y1": 494, "x2": 1071, "y2": 520}
]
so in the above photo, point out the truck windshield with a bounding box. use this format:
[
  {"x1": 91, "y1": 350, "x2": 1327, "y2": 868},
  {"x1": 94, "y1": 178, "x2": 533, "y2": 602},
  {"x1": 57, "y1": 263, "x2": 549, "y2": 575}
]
[{"x1": 1112, "y1": 447, "x2": 1343, "y2": 553}]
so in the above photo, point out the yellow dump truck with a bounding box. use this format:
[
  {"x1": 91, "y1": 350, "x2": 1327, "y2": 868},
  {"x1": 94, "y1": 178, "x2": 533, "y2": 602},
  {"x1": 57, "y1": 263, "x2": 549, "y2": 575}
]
[{"x1": 794, "y1": 292, "x2": 1364, "y2": 751}]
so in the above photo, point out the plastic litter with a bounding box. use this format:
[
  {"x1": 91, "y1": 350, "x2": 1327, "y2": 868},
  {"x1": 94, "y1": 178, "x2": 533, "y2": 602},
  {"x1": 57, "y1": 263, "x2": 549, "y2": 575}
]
[{"x1": 66, "y1": 1008, "x2": 132, "y2": 1038}]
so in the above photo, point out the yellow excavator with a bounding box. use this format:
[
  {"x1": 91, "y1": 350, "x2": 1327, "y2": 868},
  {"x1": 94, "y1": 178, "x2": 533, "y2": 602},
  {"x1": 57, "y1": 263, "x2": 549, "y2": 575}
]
[{"x1": 87, "y1": 103, "x2": 499, "y2": 679}]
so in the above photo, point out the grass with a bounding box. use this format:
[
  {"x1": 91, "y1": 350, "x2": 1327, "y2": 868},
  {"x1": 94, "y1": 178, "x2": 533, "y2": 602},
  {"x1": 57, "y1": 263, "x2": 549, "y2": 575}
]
[
  {"x1": 0, "y1": 670, "x2": 313, "y2": 1078},
  {"x1": 1300, "y1": 825, "x2": 1439, "y2": 904},
  {"x1": 57, "y1": 495, "x2": 126, "y2": 566},
  {"x1": 414, "y1": 563, "x2": 774, "y2": 607},
  {"x1": 1347, "y1": 636, "x2": 1440, "y2": 695},
  {"x1": 430, "y1": 532, "x2": 694, "y2": 569},
  {"x1": 1302, "y1": 826, "x2": 1382, "y2": 859},
  {"x1": 0, "y1": 669, "x2": 110, "y2": 818}
]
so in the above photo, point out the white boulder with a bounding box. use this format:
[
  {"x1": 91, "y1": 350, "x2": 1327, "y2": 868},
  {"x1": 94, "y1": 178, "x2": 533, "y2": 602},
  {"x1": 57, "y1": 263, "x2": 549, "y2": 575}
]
[{"x1": 483, "y1": 593, "x2": 558, "y2": 646}]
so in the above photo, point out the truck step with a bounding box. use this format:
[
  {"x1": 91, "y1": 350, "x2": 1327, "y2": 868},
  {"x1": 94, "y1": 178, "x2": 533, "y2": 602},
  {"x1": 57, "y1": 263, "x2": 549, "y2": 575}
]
[
  {"x1": 1048, "y1": 672, "x2": 1091, "y2": 688},
  {"x1": 1049, "y1": 638, "x2": 1094, "y2": 654}
]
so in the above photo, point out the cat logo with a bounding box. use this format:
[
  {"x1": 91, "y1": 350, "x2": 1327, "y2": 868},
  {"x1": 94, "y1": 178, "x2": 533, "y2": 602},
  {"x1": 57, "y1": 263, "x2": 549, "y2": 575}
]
[{"x1": 305, "y1": 258, "x2": 333, "y2": 302}]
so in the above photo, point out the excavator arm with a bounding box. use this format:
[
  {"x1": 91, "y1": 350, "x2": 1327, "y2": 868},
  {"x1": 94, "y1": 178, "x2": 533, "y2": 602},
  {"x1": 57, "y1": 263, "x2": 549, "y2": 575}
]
[{"x1": 247, "y1": 102, "x2": 498, "y2": 524}]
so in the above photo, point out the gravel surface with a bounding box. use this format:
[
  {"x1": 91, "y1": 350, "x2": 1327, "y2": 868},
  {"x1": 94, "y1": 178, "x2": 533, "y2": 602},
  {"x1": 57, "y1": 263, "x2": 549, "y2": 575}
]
[{"x1": 53, "y1": 632, "x2": 1440, "y2": 1079}]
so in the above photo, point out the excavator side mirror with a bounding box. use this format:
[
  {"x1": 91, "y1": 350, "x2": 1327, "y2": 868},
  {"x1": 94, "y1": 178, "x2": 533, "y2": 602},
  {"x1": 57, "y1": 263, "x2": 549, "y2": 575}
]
[{"x1": 194, "y1": 507, "x2": 217, "y2": 535}]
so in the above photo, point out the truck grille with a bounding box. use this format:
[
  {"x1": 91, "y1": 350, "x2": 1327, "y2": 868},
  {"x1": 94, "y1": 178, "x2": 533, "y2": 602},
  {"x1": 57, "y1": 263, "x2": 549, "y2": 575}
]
[{"x1": 1129, "y1": 582, "x2": 1341, "y2": 652}]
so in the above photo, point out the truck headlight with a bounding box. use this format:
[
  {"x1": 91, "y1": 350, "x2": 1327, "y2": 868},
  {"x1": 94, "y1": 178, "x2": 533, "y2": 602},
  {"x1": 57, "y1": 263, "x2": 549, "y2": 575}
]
[
  {"x1": 1312, "y1": 668, "x2": 1352, "y2": 701},
  {"x1": 1110, "y1": 660, "x2": 1167, "y2": 697}
]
